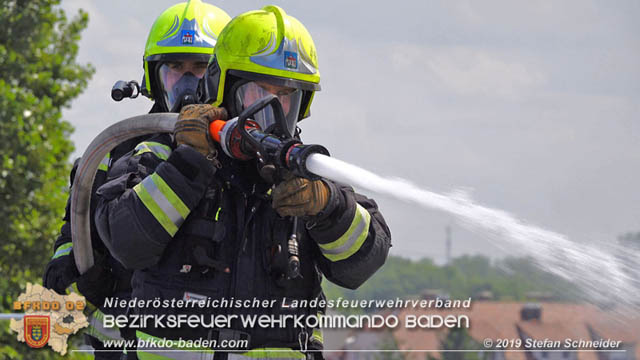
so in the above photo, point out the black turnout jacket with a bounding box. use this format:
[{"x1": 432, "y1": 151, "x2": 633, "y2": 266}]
[{"x1": 94, "y1": 134, "x2": 391, "y2": 349}]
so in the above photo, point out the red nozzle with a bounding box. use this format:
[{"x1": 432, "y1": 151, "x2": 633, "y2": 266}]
[{"x1": 209, "y1": 120, "x2": 226, "y2": 143}]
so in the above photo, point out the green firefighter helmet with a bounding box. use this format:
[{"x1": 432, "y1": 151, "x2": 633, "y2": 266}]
[
  {"x1": 202, "y1": 5, "x2": 320, "y2": 136},
  {"x1": 142, "y1": 0, "x2": 231, "y2": 112}
]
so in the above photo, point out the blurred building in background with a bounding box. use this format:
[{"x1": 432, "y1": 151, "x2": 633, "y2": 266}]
[{"x1": 324, "y1": 297, "x2": 639, "y2": 360}]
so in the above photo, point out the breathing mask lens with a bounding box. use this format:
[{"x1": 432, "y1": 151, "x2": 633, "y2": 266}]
[
  {"x1": 158, "y1": 61, "x2": 207, "y2": 112},
  {"x1": 234, "y1": 81, "x2": 302, "y2": 137}
]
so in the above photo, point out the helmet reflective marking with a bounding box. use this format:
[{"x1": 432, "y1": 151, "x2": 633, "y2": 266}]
[
  {"x1": 157, "y1": 18, "x2": 216, "y2": 48},
  {"x1": 250, "y1": 37, "x2": 316, "y2": 75}
]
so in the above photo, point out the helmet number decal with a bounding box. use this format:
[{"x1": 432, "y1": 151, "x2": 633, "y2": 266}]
[
  {"x1": 284, "y1": 51, "x2": 298, "y2": 70},
  {"x1": 181, "y1": 30, "x2": 194, "y2": 45}
]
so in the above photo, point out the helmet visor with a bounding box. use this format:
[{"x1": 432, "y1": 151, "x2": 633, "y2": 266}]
[
  {"x1": 234, "y1": 81, "x2": 302, "y2": 136},
  {"x1": 158, "y1": 60, "x2": 208, "y2": 111}
]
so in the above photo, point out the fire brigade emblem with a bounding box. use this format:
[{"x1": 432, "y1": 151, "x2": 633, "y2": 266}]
[
  {"x1": 24, "y1": 315, "x2": 50, "y2": 348},
  {"x1": 182, "y1": 30, "x2": 194, "y2": 44},
  {"x1": 284, "y1": 51, "x2": 298, "y2": 69},
  {"x1": 10, "y1": 283, "x2": 89, "y2": 355}
]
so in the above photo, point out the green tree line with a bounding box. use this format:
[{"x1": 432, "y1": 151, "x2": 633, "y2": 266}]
[
  {"x1": 0, "y1": 0, "x2": 93, "y2": 358},
  {"x1": 323, "y1": 255, "x2": 582, "y2": 311}
]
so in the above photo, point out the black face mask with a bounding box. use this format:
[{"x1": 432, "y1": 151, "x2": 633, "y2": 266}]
[
  {"x1": 166, "y1": 73, "x2": 200, "y2": 112},
  {"x1": 169, "y1": 90, "x2": 198, "y2": 113}
]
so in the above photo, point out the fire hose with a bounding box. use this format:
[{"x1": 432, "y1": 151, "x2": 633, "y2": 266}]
[
  {"x1": 70, "y1": 113, "x2": 178, "y2": 273},
  {"x1": 71, "y1": 95, "x2": 328, "y2": 274}
]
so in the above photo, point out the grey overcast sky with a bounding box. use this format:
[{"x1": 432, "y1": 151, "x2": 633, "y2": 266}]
[{"x1": 61, "y1": 0, "x2": 640, "y2": 263}]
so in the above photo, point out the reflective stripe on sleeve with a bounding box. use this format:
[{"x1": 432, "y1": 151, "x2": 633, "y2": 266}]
[
  {"x1": 136, "y1": 331, "x2": 215, "y2": 360},
  {"x1": 64, "y1": 282, "x2": 98, "y2": 313},
  {"x1": 138, "y1": 351, "x2": 203, "y2": 360},
  {"x1": 137, "y1": 330, "x2": 304, "y2": 360},
  {"x1": 137, "y1": 349, "x2": 213, "y2": 360},
  {"x1": 65, "y1": 282, "x2": 79, "y2": 295},
  {"x1": 229, "y1": 349, "x2": 306, "y2": 359},
  {"x1": 133, "y1": 173, "x2": 190, "y2": 236},
  {"x1": 98, "y1": 152, "x2": 111, "y2": 172},
  {"x1": 318, "y1": 204, "x2": 371, "y2": 262},
  {"x1": 51, "y1": 243, "x2": 72, "y2": 260},
  {"x1": 134, "y1": 141, "x2": 172, "y2": 160},
  {"x1": 311, "y1": 327, "x2": 323, "y2": 345},
  {"x1": 87, "y1": 309, "x2": 123, "y2": 343}
]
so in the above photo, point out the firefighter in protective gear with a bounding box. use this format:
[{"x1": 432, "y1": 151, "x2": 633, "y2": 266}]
[
  {"x1": 95, "y1": 5, "x2": 391, "y2": 359},
  {"x1": 141, "y1": 1, "x2": 230, "y2": 113},
  {"x1": 42, "y1": 1, "x2": 230, "y2": 359}
]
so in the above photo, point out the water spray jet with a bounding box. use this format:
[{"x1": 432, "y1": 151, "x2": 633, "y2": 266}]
[{"x1": 71, "y1": 96, "x2": 640, "y2": 312}]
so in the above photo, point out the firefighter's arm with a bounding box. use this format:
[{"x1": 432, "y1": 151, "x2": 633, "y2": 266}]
[
  {"x1": 94, "y1": 137, "x2": 213, "y2": 270},
  {"x1": 307, "y1": 183, "x2": 392, "y2": 289}
]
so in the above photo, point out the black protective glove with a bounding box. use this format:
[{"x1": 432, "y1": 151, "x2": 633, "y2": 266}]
[
  {"x1": 43, "y1": 251, "x2": 79, "y2": 295},
  {"x1": 75, "y1": 259, "x2": 116, "y2": 307}
]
